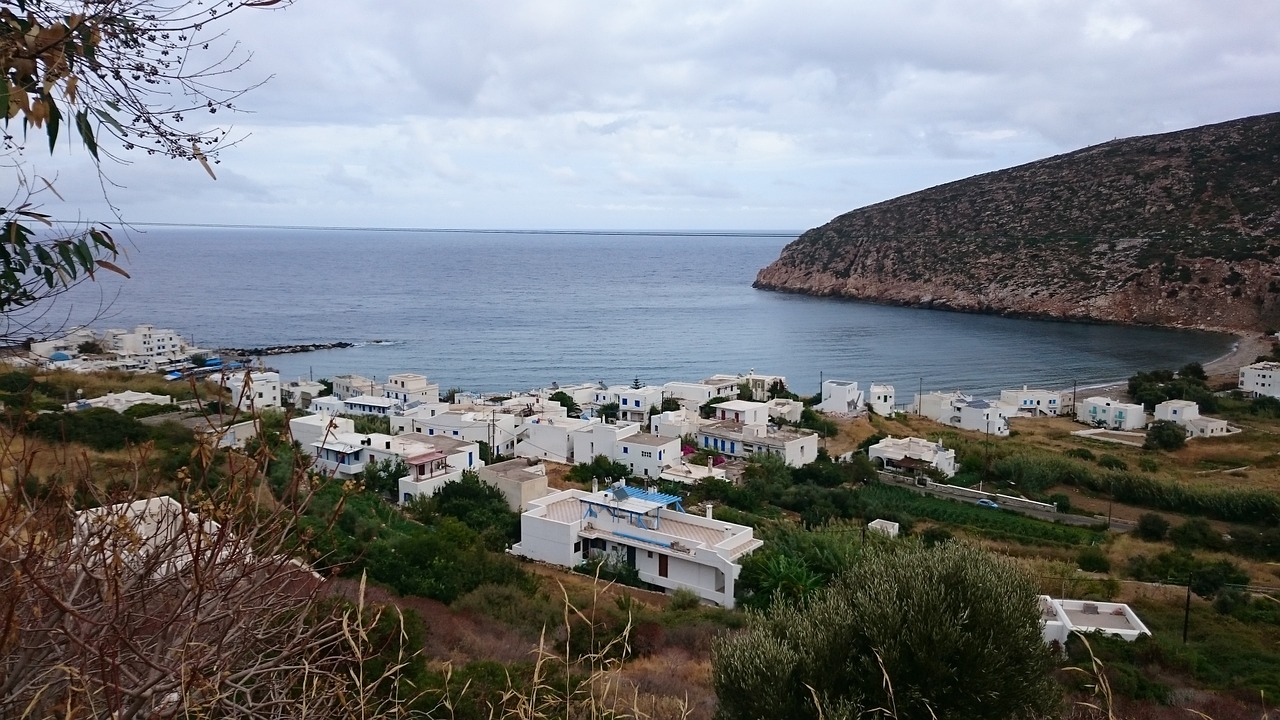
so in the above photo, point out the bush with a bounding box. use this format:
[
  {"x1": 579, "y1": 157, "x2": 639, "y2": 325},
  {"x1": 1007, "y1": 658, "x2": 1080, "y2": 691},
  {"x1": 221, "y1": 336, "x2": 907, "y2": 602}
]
[
  {"x1": 26, "y1": 408, "x2": 149, "y2": 451},
  {"x1": 1144, "y1": 420, "x2": 1187, "y2": 451},
  {"x1": 667, "y1": 588, "x2": 703, "y2": 612},
  {"x1": 1134, "y1": 513, "x2": 1170, "y2": 542},
  {"x1": 1049, "y1": 493, "x2": 1071, "y2": 513},
  {"x1": 714, "y1": 542, "x2": 1060, "y2": 720},
  {"x1": 1064, "y1": 448, "x2": 1096, "y2": 461},
  {"x1": 1077, "y1": 546, "x2": 1112, "y2": 573},
  {"x1": 1097, "y1": 454, "x2": 1128, "y2": 470},
  {"x1": 1170, "y1": 518, "x2": 1228, "y2": 551},
  {"x1": 1137, "y1": 456, "x2": 1159, "y2": 472}
]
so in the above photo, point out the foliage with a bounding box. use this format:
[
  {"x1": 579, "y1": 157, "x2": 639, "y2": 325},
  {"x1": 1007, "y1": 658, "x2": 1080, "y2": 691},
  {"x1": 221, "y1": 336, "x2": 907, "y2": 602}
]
[
  {"x1": 349, "y1": 414, "x2": 391, "y2": 435},
  {"x1": 1125, "y1": 551, "x2": 1248, "y2": 598},
  {"x1": 1076, "y1": 545, "x2": 1111, "y2": 572},
  {"x1": 736, "y1": 381, "x2": 752, "y2": 401},
  {"x1": 359, "y1": 457, "x2": 409, "y2": 498},
  {"x1": 1134, "y1": 512, "x2": 1170, "y2": 542},
  {"x1": 796, "y1": 406, "x2": 838, "y2": 437},
  {"x1": 631, "y1": 376, "x2": 643, "y2": 389},
  {"x1": 1097, "y1": 453, "x2": 1127, "y2": 470},
  {"x1": 566, "y1": 454, "x2": 631, "y2": 484},
  {"x1": 1144, "y1": 419, "x2": 1187, "y2": 451},
  {"x1": 659, "y1": 396, "x2": 681, "y2": 412},
  {"x1": 699, "y1": 395, "x2": 730, "y2": 419},
  {"x1": 406, "y1": 470, "x2": 519, "y2": 550},
  {"x1": 1064, "y1": 447, "x2": 1096, "y2": 461},
  {"x1": 1128, "y1": 366, "x2": 1218, "y2": 412},
  {"x1": 121, "y1": 402, "x2": 178, "y2": 419},
  {"x1": 714, "y1": 542, "x2": 1060, "y2": 720},
  {"x1": 1048, "y1": 493, "x2": 1071, "y2": 513},
  {"x1": 24, "y1": 406, "x2": 148, "y2": 450},
  {"x1": 767, "y1": 379, "x2": 798, "y2": 400},
  {"x1": 1169, "y1": 518, "x2": 1227, "y2": 551},
  {"x1": 597, "y1": 401, "x2": 619, "y2": 421},
  {"x1": 548, "y1": 390, "x2": 580, "y2": 416},
  {"x1": 77, "y1": 340, "x2": 103, "y2": 354}
]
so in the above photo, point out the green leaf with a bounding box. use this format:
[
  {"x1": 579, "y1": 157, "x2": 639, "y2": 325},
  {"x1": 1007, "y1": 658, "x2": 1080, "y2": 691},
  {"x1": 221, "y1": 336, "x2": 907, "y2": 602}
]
[
  {"x1": 0, "y1": 79, "x2": 9, "y2": 123},
  {"x1": 34, "y1": 244, "x2": 53, "y2": 267},
  {"x1": 74, "y1": 238, "x2": 94, "y2": 268},
  {"x1": 92, "y1": 108, "x2": 125, "y2": 136},
  {"x1": 75, "y1": 110, "x2": 97, "y2": 160},
  {"x1": 56, "y1": 242, "x2": 75, "y2": 275}
]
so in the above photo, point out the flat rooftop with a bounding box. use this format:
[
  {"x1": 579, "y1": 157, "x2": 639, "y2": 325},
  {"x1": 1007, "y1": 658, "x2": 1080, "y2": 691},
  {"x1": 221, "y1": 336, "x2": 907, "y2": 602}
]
[
  {"x1": 622, "y1": 433, "x2": 676, "y2": 447},
  {"x1": 482, "y1": 458, "x2": 546, "y2": 482}
]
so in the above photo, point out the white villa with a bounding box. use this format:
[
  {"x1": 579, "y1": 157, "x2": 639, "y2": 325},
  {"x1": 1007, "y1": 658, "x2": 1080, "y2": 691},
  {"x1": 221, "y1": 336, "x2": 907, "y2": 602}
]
[
  {"x1": 660, "y1": 461, "x2": 727, "y2": 485},
  {"x1": 1040, "y1": 596, "x2": 1151, "y2": 645},
  {"x1": 617, "y1": 386, "x2": 666, "y2": 423},
  {"x1": 477, "y1": 458, "x2": 550, "y2": 512},
  {"x1": 101, "y1": 324, "x2": 197, "y2": 371},
  {"x1": 917, "y1": 391, "x2": 1010, "y2": 436},
  {"x1": 702, "y1": 371, "x2": 786, "y2": 401},
  {"x1": 1154, "y1": 399, "x2": 1232, "y2": 438},
  {"x1": 695, "y1": 400, "x2": 819, "y2": 467},
  {"x1": 650, "y1": 408, "x2": 706, "y2": 439},
  {"x1": 30, "y1": 327, "x2": 98, "y2": 359},
  {"x1": 765, "y1": 397, "x2": 804, "y2": 423},
  {"x1": 383, "y1": 373, "x2": 440, "y2": 405},
  {"x1": 517, "y1": 414, "x2": 596, "y2": 464},
  {"x1": 1076, "y1": 396, "x2": 1146, "y2": 431},
  {"x1": 867, "y1": 383, "x2": 895, "y2": 415},
  {"x1": 510, "y1": 485, "x2": 762, "y2": 607},
  {"x1": 281, "y1": 379, "x2": 327, "y2": 408},
  {"x1": 1001, "y1": 386, "x2": 1064, "y2": 416},
  {"x1": 866, "y1": 436, "x2": 957, "y2": 478},
  {"x1": 405, "y1": 409, "x2": 521, "y2": 457},
  {"x1": 395, "y1": 435, "x2": 484, "y2": 503},
  {"x1": 815, "y1": 380, "x2": 864, "y2": 415},
  {"x1": 331, "y1": 374, "x2": 381, "y2": 400},
  {"x1": 663, "y1": 381, "x2": 717, "y2": 410},
  {"x1": 617, "y1": 433, "x2": 681, "y2": 479},
  {"x1": 218, "y1": 370, "x2": 281, "y2": 413},
  {"x1": 1239, "y1": 361, "x2": 1280, "y2": 399}
]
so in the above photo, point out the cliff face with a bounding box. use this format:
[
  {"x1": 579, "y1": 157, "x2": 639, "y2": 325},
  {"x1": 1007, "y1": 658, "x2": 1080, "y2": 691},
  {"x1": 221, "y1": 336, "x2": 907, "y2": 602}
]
[{"x1": 755, "y1": 113, "x2": 1280, "y2": 332}]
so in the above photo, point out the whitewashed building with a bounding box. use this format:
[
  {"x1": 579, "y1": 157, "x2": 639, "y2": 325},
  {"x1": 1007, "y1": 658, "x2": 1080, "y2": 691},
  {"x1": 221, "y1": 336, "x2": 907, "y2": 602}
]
[
  {"x1": 331, "y1": 374, "x2": 380, "y2": 401},
  {"x1": 1076, "y1": 396, "x2": 1146, "y2": 431},
  {"x1": 617, "y1": 433, "x2": 681, "y2": 479},
  {"x1": 30, "y1": 327, "x2": 98, "y2": 359},
  {"x1": 408, "y1": 409, "x2": 520, "y2": 457},
  {"x1": 1239, "y1": 361, "x2": 1280, "y2": 399},
  {"x1": 571, "y1": 421, "x2": 642, "y2": 465},
  {"x1": 866, "y1": 436, "x2": 957, "y2": 478},
  {"x1": 917, "y1": 392, "x2": 1010, "y2": 436},
  {"x1": 338, "y1": 394, "x2": 398, "y2": 417},
  {"x1": 1154, "y1": 400, "x2": 1232, "y2": 438},
  {"x1": 617, "y1": 386, "x2": 666, "y2": 423},
  {"x1": 396, "y1": 435, "x2": 484, "y2": 503},
  {"x1": 815, "y1": 380, "x2": 864, "y2": 415},
  {"x1": 660, "y1": 462, "x2": 727, "y2": 485},
  {"x1": 383, "y1": 373, "x2": 440, "y2": 405},
  {"x1": 219, "y1": 370, "x2": 281, "y2": 413},
  {"x1": 517, "y1": 414, "x2": 596, "y2": 463},
  {"x1": 702, "y1": 371, "x2": 786, "y2": 401},
  {"x1": 477, "y1": 458, "x2": 550, "y2": 512},
  {"x1": 867, "y1": 384, "x2": 895, "y2": 415},
  {"x1": 100, "y1": 324, "x2": 195, "y2": 371},
  {"x1": 1001, "y1": 386, "x2": 1064, "y2": 416},
  {"x1": 663, "y1": 381, "x2": 717, "y2": 410},
  {"x1": 510, "y1": 486, "x2": 762, "y2": 608},
  {"x1": 765, "y1": 398, "x2": 804, "y2": 423},
  {"x1": 650, "y1": 408, "x2": 705, "y2": 439},
  {"x1": 867, "y1": 519, "x2": 900, "y2": 538},
  {"x1": 696, "y1": 420, "x2": 818, "y2": 468},
  {"x1": 281, "y1": 379, "x2": 327, "y2": 408},
  {"x1": 289, "y1": 413, "x2": 356, "y2": 452}
]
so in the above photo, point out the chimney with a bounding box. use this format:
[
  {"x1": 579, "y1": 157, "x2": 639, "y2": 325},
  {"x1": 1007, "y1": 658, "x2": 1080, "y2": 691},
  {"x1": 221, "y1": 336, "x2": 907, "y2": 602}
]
[
  {"x1": 592, "y1": 478, "x2": 599, "y2": 493},
  {"x1": 705, "y1": 502, "x2": 714, "y2": 519}
]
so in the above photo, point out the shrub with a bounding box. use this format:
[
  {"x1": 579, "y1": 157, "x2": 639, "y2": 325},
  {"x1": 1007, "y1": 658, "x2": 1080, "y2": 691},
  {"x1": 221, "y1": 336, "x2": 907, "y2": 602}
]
[
  {"x1": 1097, "y1": 454, "x2": 1128, "y2": 470},
  {"x1": 1134, "y1": 513, "x2": 1170, "y2": 542},
  {"x1": 1064, "y1": 448, "x2": 1096, "y2": 461},
  {"x1": 26, "y1": 408, "x2": 149, "y2": 451},
  {"x1": 666, "y1": 588, "x2": 703, "y2": 612},
  {"x1": 713, "y1": 542, "x2": 1060, "y2": 720},
  {"x1": 1170, "y1": 518, "x2": 1228, "y2": 551},
  {"x1": 1049, "y1": 493, "x2": 1071, "y2": 513},
  {"x1": 1077, "y1": 546, "x2": 1112, "y2": 573},
  {"x1": 1144, "y1": 420, "x2": 1187, "y2": 451},
  {"x1": 1137, "y1": 456, "x2": 1159, "y2": 472}
]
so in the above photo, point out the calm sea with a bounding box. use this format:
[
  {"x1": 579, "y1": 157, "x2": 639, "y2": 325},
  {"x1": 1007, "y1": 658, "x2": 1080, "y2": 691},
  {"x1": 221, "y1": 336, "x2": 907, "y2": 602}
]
[{"x1": 53, "y1": 227, "x2": 1231, "y2": 397}]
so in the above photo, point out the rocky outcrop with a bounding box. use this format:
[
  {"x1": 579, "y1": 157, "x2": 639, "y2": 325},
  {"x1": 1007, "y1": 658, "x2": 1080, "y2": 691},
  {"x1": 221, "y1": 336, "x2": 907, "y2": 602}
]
[{"x1": 756, "y1": 113, "x2": 1280, "y2": 332}]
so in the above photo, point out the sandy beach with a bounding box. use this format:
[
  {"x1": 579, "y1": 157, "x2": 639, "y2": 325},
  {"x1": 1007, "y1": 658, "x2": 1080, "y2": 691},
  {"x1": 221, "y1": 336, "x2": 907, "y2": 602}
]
[{"x1": 1076, "y1": 331, "x2": 1277, "y2": 401}]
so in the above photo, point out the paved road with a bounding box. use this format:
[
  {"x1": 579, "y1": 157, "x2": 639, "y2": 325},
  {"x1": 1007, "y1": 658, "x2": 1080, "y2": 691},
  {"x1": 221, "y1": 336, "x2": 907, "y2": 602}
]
[{"x1": 877, "y1": 474, "x2": 1135, "y2": 532}]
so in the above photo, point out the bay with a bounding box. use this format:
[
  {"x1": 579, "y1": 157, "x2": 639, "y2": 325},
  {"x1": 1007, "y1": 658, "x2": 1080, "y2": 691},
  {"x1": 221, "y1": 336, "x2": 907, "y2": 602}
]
[{"x1": 55, "y1": 227, "x2": 1232, "y2": 396}]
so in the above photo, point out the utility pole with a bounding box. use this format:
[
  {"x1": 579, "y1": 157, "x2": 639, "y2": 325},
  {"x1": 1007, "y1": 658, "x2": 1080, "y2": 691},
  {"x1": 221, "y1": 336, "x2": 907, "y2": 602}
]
[{"x1": 1183, "y1": 581, "x2": 1192, "y2": 644}]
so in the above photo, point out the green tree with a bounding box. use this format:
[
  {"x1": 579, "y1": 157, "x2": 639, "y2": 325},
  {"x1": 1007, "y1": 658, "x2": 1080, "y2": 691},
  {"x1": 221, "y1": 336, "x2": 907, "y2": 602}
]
[
  {"x1": 660, "y1": 396, "x2": 681, "y2": 412},
  {"x1": 713, "y1": 542, "x2": 1059, "y2": 720},
  {"x1": 631, "y1": 376, "x2": 643, "y2": 389},
  {"x1": 407, "y1": 470, "x2": 518, "y2": 550},
  {"x1": 736, "y1": 381, "x2": 753, "y2": 401},
  {"x1": 566, "y1": 455, "x2": 631, "y2": 485},
  {"x1": 597, "y1": 401, "x2": 619, "y2": 421},
  {"x1": 548, "y1": 390, "x2": 581, "y2": 417},
  {"x1": 1134, "y1": 512, "x2": 1170, "y2": 541},
  {"x1": 1144, "y1": 420, "x2": 1187, "y2": 451},
  {"x1": 360, "y1": 457, "x2": 409, "y2": 498}
]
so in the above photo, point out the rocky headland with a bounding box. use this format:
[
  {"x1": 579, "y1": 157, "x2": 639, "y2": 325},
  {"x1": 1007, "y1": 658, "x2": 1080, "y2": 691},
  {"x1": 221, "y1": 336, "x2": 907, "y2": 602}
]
[{"x1": 755, "y1": 112, "x2": 1280, "y2": 333}]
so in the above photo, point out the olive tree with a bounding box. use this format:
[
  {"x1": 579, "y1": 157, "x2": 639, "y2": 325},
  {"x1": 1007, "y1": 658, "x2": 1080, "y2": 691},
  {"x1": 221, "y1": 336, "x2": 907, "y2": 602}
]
[{"x1": 712, "y1": 541, "x2": 1059, "y2": 720}]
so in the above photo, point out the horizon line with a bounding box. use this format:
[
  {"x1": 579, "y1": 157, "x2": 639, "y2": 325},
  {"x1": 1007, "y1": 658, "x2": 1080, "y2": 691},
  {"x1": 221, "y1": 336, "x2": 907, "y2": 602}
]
[{"x1": 67, "y1": 221, "x2": 802, "y2": 238}]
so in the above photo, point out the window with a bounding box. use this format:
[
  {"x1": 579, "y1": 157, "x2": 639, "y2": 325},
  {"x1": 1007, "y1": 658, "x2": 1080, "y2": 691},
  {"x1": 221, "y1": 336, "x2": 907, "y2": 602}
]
[
  {"x1": 640, "y1": 450, "x2": 652, "y2": 458},
  {"x1": 622, "y1": 446, "x2": 629, "y2": 454}
]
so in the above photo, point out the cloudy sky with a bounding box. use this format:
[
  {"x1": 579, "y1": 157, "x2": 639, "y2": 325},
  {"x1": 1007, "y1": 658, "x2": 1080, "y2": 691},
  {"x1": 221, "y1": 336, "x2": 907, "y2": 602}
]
[{"x1": 29, "y1": 0, "x2": 1280, "y2": 231}]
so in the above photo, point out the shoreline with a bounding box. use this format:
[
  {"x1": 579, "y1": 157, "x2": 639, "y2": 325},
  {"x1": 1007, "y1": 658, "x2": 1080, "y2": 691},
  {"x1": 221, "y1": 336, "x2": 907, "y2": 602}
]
[{"x1": 1067, "y1": 331, "x2": 1274, "y2": 401}]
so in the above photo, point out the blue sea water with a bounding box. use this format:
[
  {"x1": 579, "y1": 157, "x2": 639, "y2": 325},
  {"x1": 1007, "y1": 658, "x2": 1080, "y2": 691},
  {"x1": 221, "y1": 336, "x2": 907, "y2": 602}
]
[{"x1": 54, "y1": 227, "x2": 1232, "y2": 397}]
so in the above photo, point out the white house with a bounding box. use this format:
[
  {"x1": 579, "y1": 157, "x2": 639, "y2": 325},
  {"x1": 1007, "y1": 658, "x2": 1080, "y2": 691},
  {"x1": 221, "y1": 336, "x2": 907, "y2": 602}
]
[
  {"x1": 390, "y1": 402, "x2": 451, "y2": 433},
  {"x1": 382, "y1": 373, "x2": 440, "y2": 405},
  {"x1": 765, "y1": 398, "x2": 804, "y2": 424},
  {"x1": 331, "y1": 374, "x2": 380, "y2": 401},
  {"x1": 395, "y1": 434, "x2": 484, "y2": 503},
  {"x1": 1154, "y1": 399, "x2": 1232, "y2": 438},
  {"x1": 408, "y1": 409, "x2": 520, "y2": 457},
  {"x1": 617, "y1": 386, "x2": 666, "y2": 423},
  {"x1": 663, "y1": 381, "x2": 717, "y2": 410},
  {"x1": 540, "y1": 382, "x2": 599, "y2": 408},
  {"x1": 617, "y1": 433, "x2": 681, "y2": 479},
  {"x1": 866, "y1": 436, "x2": 957, "y2": 478},
  {"x1": 219, "y1": 370, "x2": 281, "y2": 413},
  {"x1": 815, "y1": 380, "x2": 864, "y2": 415},
  {"x1": 712, "y1": 400, "x2": 770, "y2": 426},
  {"x1": 660, "y1": 462, "x2": 727, "y2": 485},
  {"x1": 1040, "y1": 596, "x2": 1151, "y2": 645},
  {"x1": 696, "y1": 421, "x2": 819, "y2": 468},
  {"x1": 699, "y1": 375, "x2": 742, "y2": 399},
  {"x1": 66, "y1": 390, "x2": 171, "y2": 413},
  {"x1": 917, "y1": 392, "x2": 1010, "y2": 436},
  {"x1": 1076, "y1": 396, "x2": 1146, "y2": 431},
  {"x1": 510, "y1": 485, "x2": 763, "y2": 608},
  {"x1": 591, "y1": 385, "x2": 631, "y2": 408},
  {"x1": 339, "y1": 394, "x2": 399, "y2": 417},
  {"x1": 477, "y1": 458, "x2": 550, "y2": 512},
  {"x1": 1239, "y1": 361, "x2": 1280, "y2": 398},
  {"x1": 572, "y1": 421, "x2": 641, "y2": 466},
  {"x1": 1001, "y1": 386, "x2": 1064, "y2": 416},
  {"x1": 517, "y1": 414, "x2": 596, "y2": 463},
  {"x1": 289, "y1": 413, "x2": 356, "y2": 452},
  {"x1": 281, "y1": 379, "x2": 327, "y2": 408},
  {"x1": 30, "y1": 327, "x2": 98, "y2": 359},
  {"x1": 650, "y1": 408, "x2": 705, "y2": 439},
  {"x1": 702, "y1": 371, "x2": 786, "y2": 401},
  {"x1": 867, "y1": 384, "x2": 895, "y2": 415}
]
